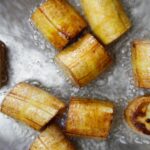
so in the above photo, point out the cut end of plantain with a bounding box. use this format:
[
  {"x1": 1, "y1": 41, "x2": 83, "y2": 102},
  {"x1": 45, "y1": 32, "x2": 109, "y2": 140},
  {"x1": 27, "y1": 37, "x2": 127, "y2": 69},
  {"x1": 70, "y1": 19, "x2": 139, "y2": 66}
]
[
  {"x1": 125, "y1": 96, "x2": 150, "y2": 136},
  {"x1": 1, "y1": 82, "x2": 65, "y2": 130},
  {"x1": 55, "y1": 33, "x2": 112, "y2": 87},
  {"x1": 66, "y1": 97, "x2": 114, "y2": 139},
  {"x1": 31, "y1": 0, "x2": 87, "y2": 50},
  {"x1": 30, "y1": 124, "x2": 75, "y2": 150},
  {"x1": 0, "y1": 41, "x2": 8, "y2": 87},
  {"x1": 132, "y1": 40, "x2": 150, "y2": 89},
  {"x1": 80, "y1": 0, "x2": 132, "y2": 44}
]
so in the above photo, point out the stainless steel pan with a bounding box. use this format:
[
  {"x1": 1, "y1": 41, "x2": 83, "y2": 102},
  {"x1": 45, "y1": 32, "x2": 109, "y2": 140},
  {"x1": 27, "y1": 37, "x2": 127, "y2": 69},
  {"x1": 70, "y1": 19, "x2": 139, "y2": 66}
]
[{"x1": 0, "y1": 0, "x2": 150, "y2": 150}]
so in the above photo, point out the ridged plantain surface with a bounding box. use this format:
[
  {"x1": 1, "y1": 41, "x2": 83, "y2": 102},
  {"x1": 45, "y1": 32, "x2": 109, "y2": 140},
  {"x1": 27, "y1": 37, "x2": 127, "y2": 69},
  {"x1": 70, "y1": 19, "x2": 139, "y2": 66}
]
[
  {"x1": 66, "y1": 97, "x2": 114, "y2": 139},
  {"x1": 80, "y1": 0, "x2": 131, "y2": 44},
  {"x1": 31, "y1": 0, "x2": 87, "y2": 50},
  {"x1": 132, "y1": 40, "x2": 150, "y2": 88},
  {"x1": 56, "y1": 33, "x2": 112, "y2": 87},
  {"x1": 30, "y1": 124, "x2": 75, "y2": 150},
  {"x1": 1, "y1": 82, "x2": 65, "y2": 130},
  {"x1": 31, "y1": 9, "x2": 68, "y2": 50}
]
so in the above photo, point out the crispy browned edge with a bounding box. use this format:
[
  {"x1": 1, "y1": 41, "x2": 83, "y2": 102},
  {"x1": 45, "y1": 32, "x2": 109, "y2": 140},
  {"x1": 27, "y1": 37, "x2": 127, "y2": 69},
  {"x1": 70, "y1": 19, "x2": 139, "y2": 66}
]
[
  {"x1": 0, "y1": 82, "x2": 66, "y2": 130},
  {"x1": 55, "y1": 34, "x2": 113, "y2": 87},
  {"x1": 29, "y1": 124, "x2": 76, "y2": 150},
  {"x1": 31, "y1": 0, "x2": 87, "y2": 50},
  {"x1": 65, "y1": 97, "x2": 115, "y2": 139},
  {"x1": 132, "y1": 40, "x2": 150, "y2": 88},
  {"x1": 124, "y1": 95, "x2": 150, "y2": 136},
  {"x1": 0, "y1": 41, "x2": 8, "y2": 87}
]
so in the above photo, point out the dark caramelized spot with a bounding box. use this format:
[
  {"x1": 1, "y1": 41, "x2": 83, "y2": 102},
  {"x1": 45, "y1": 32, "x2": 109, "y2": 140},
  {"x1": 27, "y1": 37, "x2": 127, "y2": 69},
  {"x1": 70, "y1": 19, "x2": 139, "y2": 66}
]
[
  {"x1": 0, "y1": 41, "x2": 8, "y2": 87},
  {"x1": 134, "y1": 122, "x2": 150, "y2": 135},
  {"x1": 146, "y1": 119, "x2": 150, "y2": 123},
  {"x1": 132, "y1": 102, "x2": 150, "y2": 135}
]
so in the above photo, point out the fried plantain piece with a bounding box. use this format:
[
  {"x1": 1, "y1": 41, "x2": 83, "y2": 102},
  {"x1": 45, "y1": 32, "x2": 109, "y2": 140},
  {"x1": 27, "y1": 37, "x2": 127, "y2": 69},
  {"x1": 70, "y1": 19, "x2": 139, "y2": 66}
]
[
  {"x1": 0, "y1": 41, "x2": 8, "y2": 87},
  {"x1": 30, "y1": 124, "x2": 75, "y2": 150},
  {"x1": 31, "y1": 9, "x2": 68, "y2": 50},
  {"x1": 125, "y1": 96, "x2": 150, "y2": 136},
  {"x1": 1, "y1": 82, "x2": 65, "y2": 130},
  {"x1": 132, "y1": 40, "x2": 150, "y2": 88},
  {"x1": 55, "y1": 33, "x2": 112, "y2": 87},
  {"x1": 80, "y1": 0, "x2": 131, "y2": 44},
  {"x1": 31, "y1": 0, "x2": 87, "y2": 50},
  {"x1": 66, "y1": 97, "x2": 114, "y2": 139}
]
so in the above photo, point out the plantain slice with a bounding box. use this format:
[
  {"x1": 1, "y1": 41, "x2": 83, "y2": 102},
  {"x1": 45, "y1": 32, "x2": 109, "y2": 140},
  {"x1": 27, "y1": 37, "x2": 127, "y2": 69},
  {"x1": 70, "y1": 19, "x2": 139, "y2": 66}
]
[
  {"x1": 80, "y1": 0, "x2": 131, "y2": 44},
  {"x1": 31, "y1": 9, "x2": 68, "y2": 50},
  {"x1": 132, "y1": 40, "x2": 150, "y2": 88},
  {"x1": 125, "y1": 96, "x2": 150, "y2": 136},
  {"x1": 66, "y1": 97, "x2": 114, "y2": 139},
  {"x1": 1, "y1": 82, "x2": 65, "y2": 130},
  {"x1": 55, "y1": 33, "x2": 112, "y2": 87},
  {"x1": 40, "y1": 0, "x2": 87, "y2": 39},
  {"x1": 0, "y1": 41, "x2": 7, "y2": 87},
  {"x1": 31, "y1": 0, "x2": 87, "y2": 50},
  {"x1": 30, "y1": 124, "x2": 75, "y2": 150}
]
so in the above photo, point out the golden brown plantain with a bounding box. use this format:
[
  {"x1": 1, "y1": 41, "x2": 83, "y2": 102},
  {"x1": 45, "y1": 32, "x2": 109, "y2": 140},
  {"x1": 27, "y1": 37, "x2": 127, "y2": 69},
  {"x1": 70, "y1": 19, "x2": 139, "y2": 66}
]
[
  {"x1": 80, "y1": 0, "x2": 131, "y2": 44},
  {"x1": 125, "y1": 96, "x2": 150, "y2": 136},
  {"x1": 0, "y1": 82, "x2": 65, "y2": 130},
  {"x1": 31, "y1": 0, "x2": 87, "y2": 50},
  {"x1": 0, "y1": 41, "x2": 7, "y2": 87},
  {"x1": 66, "y1": 97, "x2": 114, "y2": 139},
  {"x1": 30, "y1": 124, "x2": 75, "y2": 150},
  {"x1": 132, "y1": 40, "x2": 150, "y2": 88},
  {"x1": 55, "y1": 33, "x2": 112, "y2": 87},
  {"x1": 31, "y1": 9, "x2": 68, "y2": 50}
]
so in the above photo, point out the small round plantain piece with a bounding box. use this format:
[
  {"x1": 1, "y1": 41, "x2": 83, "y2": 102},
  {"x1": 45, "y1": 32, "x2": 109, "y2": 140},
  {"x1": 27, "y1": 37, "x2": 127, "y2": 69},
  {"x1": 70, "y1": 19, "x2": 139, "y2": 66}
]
[{"x1": 125, "y1": 96, "x2": 150, "y2": 136}]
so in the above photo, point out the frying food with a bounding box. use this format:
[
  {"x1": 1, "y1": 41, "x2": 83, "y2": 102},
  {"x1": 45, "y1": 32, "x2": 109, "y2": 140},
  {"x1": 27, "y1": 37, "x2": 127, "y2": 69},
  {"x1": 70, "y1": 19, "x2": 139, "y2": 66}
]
[
  {"x1": 0, "y1": 41, "x2": 7, "y2": 87},
  {"x1": 30, "y1": 124, "x2": 75, "y2": 150},
  {"x1": 66, "y1": 97, "x2": 114, "y2": 139},
  {"x1": 55, "y1": 33, "x2": 112, "y2": 87},
  {"x1": 31, "y1": 0, "x2": 87, "y2": 50},
  {"x1": 132, "y1": 40, "x2": 150, "y2": 88},
  {"x1": 80, "y1": 0, "x2": 131, "y2": 44},
  {"x1": 0, "y1": 82, "x2": 65, "y2": 130},
  {"x1": 125, "y1": 96, "x2": 150, "y2": 136}
]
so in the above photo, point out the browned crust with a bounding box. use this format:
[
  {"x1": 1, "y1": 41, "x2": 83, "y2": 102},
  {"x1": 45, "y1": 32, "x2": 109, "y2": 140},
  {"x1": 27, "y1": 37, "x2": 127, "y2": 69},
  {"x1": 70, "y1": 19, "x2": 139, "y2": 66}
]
[
  {"x1": 0, "y1": 41, "x2": 8, "y2": 87},
  {"x1": 30, "y1": 124, "x2": 75, "y2": 150},
  {"x1": 39, "y1": 0, "x2": 87, "y2": 39},
  {"x1": 132, "y1": 41, "x2": 140, "y2": 87},
  {"x1": 31, "y1": 8, "x2": 69, "y2": 50},
  {"x1": 66, "y1": 97, "x2": 114, "y2": 139},
  {"x1": 55, "y1": 33, "x2": 112, "y2": 87},
  {"x1": 1, "y1": 82, "x2": 65, "y2": 130},
  {"x1": 131, "y1": 40, "x2": 150, "y2": 88},
  {"x1": 31, "y1": 0, "x2": 87, "y2": 50},
  {"x1": 124, "y1": 95, "x2": 150, "y2": 136}
]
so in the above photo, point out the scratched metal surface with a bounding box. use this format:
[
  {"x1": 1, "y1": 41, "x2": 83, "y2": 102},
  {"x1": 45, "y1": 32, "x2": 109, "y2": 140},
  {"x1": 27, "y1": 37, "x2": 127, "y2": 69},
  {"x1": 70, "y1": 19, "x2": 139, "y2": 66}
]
[{"x1": 0, "y1": 0, "x2": 150, "y2": 150}]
